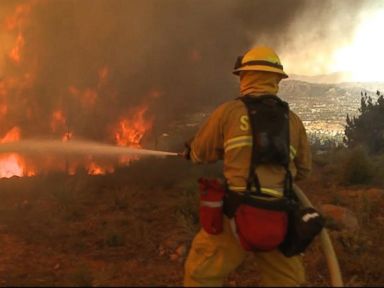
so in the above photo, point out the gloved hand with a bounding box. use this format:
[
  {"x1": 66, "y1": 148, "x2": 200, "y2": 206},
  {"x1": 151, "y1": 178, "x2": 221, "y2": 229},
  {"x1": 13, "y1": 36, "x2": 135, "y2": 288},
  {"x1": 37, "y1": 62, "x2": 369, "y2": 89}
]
[{"x1": 179, "y1": 139, "x2": 193, "y2": 160}]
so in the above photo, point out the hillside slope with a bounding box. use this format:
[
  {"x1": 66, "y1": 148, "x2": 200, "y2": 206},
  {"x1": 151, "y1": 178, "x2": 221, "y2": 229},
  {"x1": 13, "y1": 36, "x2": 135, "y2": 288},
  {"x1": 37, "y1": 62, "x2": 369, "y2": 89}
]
[{"x1": 0, "y1": 158, "x2": 383, "y2": 286}]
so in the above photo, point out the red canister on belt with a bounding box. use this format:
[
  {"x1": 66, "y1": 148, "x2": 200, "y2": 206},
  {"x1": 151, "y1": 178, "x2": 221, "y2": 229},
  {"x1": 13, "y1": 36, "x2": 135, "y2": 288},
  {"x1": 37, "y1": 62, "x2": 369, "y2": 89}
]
[{"x1": 198, "y1": 178, "x2": 225, "y2": 235}]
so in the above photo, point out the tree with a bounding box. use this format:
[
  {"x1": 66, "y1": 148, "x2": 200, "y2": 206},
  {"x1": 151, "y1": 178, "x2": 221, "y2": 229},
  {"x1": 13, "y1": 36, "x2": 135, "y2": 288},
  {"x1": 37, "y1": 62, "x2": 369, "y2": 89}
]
[{"x1": 344, "y1": 91, "x2": 384, "y2": 154}]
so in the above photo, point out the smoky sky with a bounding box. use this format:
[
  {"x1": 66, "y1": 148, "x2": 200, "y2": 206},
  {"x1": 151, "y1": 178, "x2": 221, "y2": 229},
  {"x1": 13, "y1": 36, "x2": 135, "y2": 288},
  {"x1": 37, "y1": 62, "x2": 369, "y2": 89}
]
[{"x1": 0, "y1": 0, "x2": 370, "y2": 143}]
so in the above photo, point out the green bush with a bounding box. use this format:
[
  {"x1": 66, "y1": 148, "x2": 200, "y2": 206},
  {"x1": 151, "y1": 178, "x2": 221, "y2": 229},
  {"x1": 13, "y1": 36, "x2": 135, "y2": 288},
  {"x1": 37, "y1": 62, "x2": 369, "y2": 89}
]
[
  {"x1": 344, "y1": 92, "x2": 384, "y2": 154},
  {"x1": 372, "y1": 155, "x2": 384, "y2": 186},
  {"x1": 341, "y1": 146, "x2": 374, "y2": 185},
  {"x1": 316, "y1": 147, "x2": 348, "y2": 183}
]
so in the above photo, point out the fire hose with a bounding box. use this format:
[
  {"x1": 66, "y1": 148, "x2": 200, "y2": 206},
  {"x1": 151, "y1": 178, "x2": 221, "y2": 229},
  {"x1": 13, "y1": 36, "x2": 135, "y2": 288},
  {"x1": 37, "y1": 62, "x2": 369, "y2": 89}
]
[{"x1": 293, "y1": 184, "x2": 344, "y2": 287}]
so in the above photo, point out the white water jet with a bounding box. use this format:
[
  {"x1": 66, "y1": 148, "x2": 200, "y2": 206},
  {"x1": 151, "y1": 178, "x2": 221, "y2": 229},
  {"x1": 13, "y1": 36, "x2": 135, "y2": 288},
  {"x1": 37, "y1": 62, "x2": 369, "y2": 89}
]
[{"x1": 0, "y1": 140, "x2": 179, "y2": 157}]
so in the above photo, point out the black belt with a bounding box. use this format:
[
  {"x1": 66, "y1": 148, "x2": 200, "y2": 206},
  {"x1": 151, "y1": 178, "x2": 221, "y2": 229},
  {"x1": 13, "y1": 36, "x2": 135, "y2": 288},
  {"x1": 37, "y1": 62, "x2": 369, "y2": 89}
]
[{"x1": 223, "y1": 189, "x2": 297, "y2": 218}]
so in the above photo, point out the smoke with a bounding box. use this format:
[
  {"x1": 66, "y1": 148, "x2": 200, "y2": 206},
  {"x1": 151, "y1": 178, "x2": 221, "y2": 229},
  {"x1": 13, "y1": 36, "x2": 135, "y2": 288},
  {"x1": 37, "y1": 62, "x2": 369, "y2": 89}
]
[
  {"x1": 279, "y1": 0, "x2": 372, "y2": 76},
  {"x1": 0, "y1": 0, "x2": 374, "y2": 143}
]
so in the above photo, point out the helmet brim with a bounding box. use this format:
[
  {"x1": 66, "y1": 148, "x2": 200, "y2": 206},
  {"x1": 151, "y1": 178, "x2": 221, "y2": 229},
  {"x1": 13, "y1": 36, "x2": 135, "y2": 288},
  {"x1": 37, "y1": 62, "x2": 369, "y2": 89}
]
[{"x1": 233, "y1": 65, "x2": 288, "y2": 78}]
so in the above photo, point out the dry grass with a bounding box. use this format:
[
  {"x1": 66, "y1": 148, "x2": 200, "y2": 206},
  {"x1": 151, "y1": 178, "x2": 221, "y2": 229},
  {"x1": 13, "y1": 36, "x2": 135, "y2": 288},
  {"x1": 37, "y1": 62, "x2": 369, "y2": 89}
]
[{"x1": 0, "y1": 156, "x2": 383, "y2": 286}]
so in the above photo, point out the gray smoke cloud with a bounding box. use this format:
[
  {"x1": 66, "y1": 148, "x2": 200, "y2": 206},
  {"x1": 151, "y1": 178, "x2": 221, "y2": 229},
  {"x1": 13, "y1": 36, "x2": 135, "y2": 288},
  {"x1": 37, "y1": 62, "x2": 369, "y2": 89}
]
[{"x1": 0, "y1": 0, "x2": 372, "y2": 143}]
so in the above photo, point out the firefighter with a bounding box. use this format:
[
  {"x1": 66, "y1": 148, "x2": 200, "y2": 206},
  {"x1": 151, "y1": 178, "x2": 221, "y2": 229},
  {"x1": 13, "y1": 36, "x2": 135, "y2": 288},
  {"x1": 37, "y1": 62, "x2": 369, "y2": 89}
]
[{"x1": 183, "y1": 46, "x2": 312, "y2": 287}]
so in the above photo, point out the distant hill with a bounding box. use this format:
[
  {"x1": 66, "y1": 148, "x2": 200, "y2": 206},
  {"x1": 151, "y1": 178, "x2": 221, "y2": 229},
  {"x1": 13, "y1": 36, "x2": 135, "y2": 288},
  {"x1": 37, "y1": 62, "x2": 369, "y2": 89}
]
[
  {"x1": 289, "y1": 72, "x2": 352, "y2": 84},
  {"x1": 288, "y1": 72, "x2": 384, "y2": 90},
  {"x1": 279, "y1": 79, "x2": 384, "y2": 105}
]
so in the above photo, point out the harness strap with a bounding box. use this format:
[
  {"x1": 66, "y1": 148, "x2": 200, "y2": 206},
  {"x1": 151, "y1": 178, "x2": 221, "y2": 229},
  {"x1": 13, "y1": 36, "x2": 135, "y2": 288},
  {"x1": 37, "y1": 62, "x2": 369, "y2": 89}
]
[
  {"x1": 241, "y1": 94, "x2": 292, "y2": 198},
  {"x1": 223, "y1": 95, "x2": 296, "y2": 217}
]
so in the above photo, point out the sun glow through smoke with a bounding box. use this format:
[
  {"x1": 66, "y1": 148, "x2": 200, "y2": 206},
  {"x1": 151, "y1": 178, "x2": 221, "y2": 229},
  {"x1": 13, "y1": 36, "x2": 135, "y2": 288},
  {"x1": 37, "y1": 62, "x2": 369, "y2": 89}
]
[{"x1": 332, "y1": 8, "x2": 384, "y2": 82}]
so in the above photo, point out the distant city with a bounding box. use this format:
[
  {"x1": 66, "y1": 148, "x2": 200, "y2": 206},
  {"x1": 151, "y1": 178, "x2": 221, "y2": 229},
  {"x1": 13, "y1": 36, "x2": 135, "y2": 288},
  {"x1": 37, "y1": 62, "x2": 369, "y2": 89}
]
[{"x1": 279, "y1": 80, "x2": 384, "y2": 144}]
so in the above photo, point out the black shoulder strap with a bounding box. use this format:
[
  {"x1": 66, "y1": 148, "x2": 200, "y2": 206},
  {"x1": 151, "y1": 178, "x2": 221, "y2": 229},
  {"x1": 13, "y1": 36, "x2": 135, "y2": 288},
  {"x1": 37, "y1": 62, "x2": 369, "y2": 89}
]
[{"x1": 240, "y1": 94, "x2": 293, "y2": 199}]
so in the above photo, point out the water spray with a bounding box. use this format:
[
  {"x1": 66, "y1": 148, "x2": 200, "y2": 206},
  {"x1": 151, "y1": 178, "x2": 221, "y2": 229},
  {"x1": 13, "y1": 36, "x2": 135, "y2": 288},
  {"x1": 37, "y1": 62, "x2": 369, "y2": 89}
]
[{"x1": 0, "y1": 140, "x2": 181, "y2": 158}]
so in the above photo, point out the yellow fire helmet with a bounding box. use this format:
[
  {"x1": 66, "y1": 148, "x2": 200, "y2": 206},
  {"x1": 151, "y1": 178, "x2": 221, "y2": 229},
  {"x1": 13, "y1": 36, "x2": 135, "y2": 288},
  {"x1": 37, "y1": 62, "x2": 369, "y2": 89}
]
[{"x1": 233, "y1": 46, "x2": 288, "y2": 78}]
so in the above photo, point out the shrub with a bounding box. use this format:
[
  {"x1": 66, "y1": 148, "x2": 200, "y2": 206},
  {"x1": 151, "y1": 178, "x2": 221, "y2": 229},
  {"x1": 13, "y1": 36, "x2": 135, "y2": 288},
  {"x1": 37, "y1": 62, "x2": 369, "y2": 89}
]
[
  {"x1": 341, "y1": 146, "x2": 374, "y2": 185},
  {"x1": 372, "y1": 154, "x2": 384, "y2": 186},
  {"x1": 344, "y1": 91, "x2": 384, "y2": 154},
  {"x1": 105, "y1": 230, "x2": 125, "y2": 247}
]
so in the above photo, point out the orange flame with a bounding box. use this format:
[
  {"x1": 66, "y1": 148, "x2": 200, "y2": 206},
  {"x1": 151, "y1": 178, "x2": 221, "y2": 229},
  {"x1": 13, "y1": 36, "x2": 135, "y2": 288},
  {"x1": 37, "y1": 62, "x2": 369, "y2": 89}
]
[
  {"x1": 9, "y1": 33, "x2": 25, "y2": 64},
  {"x1": 0, "y1": 0, "x2": 38, "y2": 177},
  {"x1": 0, "y1": 127, "x2": 25, "y2": 178},
  {"x1": 86, "y1": 161, "x2": 114, "y2": 175},
  {"x1": 5, "y1": 2, "x2": 33, "y2": 31},
  {"x1": 1, "y1": 127, "x2": 21, "y2": 143},
  {"x1": 62, "y1": 132, "x2": 73, "y2": 142},
  {"x1": 87, "y1": 162, "x2": 105, "y2": 175},
  {"x1": 115, "y1": 105, "x2": 153, "y2": 148},
  {"x1": 5, "y1": 1, "x2": 35, "y2": 65},
  {"x1": 51, "y1": 110, "x2": 67, "y2": 133},
  {"x1": 114, "y1": 104, "x2": 153, "y2": 165},
  {"x1": 0, "y1": 127, "x2": 38, "y2": 178},
  {"x1": 0, "y1": 154, "x2": 24, "y2": 178}
]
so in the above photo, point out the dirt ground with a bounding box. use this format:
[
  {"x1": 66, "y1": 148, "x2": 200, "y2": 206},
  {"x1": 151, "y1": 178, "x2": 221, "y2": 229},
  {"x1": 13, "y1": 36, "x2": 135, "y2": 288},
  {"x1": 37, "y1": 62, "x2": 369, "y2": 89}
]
[{"x1": 0, "y1": 158, "x2": 383, "y2": 287}]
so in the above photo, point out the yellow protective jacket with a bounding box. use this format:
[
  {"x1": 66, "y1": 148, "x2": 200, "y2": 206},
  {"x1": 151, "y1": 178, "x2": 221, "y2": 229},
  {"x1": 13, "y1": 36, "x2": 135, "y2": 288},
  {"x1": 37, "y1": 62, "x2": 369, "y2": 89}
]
[{"x1": 190, "y1": 72, "x2": 311, "y2": 197}]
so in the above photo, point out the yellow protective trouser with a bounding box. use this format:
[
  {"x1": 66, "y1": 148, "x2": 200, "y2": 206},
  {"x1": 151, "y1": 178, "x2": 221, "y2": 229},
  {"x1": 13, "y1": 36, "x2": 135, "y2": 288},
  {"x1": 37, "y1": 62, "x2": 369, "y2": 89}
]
[{"x1": 184, "y1": 218, "x2": 305, "y2": 287}]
